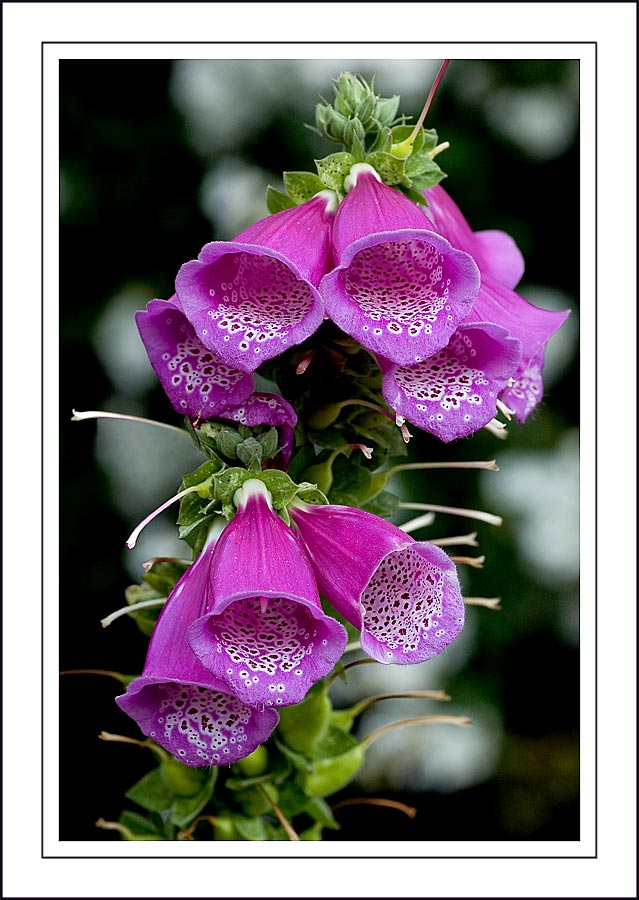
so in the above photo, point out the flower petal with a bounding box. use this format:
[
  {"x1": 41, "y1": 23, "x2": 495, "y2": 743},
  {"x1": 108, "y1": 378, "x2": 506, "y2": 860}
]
[
  {"x1": 381, "y1": 323, "x2": 521, "y2": 442},
  {"x1": 321, "y1": 170, "x2": 480, "y2": 365},
  {"x1": 499, "y1": 346, "x2": 546, "y2": 422},
  {"x1": 176, "y1": 194, "x2": 334, "y2": 372},
  {"x1": 290, "y1": 503, "x2": 465, "y2": 664},
  {"x1": 423, "y1": 184, "x2": 525, "y2": 289},
  {"x1": 188, "y1": 480, "x2": 347, "y2": 707},
  {"x1": 116, "y1": 532, "x2": 279, "y2": 766},
  {"x1": 468, "y1": 274, "x2": 570, "y2": 365},
  {"x1": 136, "y1": 299, "x2": 254, "y2": 417}
]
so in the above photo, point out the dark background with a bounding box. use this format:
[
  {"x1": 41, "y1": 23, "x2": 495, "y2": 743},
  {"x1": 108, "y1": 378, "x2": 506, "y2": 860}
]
[{"x1": 60, "y1": 58, "x2": 579, "y2": 841}]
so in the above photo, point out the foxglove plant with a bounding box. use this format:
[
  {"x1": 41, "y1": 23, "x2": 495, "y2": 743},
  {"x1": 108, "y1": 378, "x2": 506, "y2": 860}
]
[{"x1": 72, "y1": 64, "x2": 570, "y2": 842}]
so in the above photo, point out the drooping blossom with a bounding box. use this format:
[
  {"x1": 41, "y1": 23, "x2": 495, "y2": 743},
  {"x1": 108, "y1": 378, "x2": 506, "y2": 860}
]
[
  {"x1": 380, "y1": 323, "x2": 521, "y2": 442},
  {"x1": 423, "y1": 184, "x2": 570, "y2": 420},
  {"x1": 116, "y1": 521, "x2": 279, "y2": 767},
  {"x1": 319, "y1": 164, "x2": 481, "y2": 366},
  {"x1": 187, "y1": 479, "x2": 347, "y2": 707},
  {"x1": 218, "y1": 391, "x2": 297, "y2": 465},
  {"x1": 136, "y1": 296, "x2": 254, "y2": 418},
  {"x1": 289, "y1": 502, "x2": 465, "y2": 665},
  {"x1": 175, "y1": 191, "x2": 337, "y2": 373}
]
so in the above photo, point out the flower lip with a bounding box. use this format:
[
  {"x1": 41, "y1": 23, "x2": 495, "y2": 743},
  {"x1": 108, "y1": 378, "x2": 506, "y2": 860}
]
[
  {"x1": 320, "y1": 227, "x2": 481, "y2": 366},
  {"x1": 116, "y1": 674, "x2": 279, "y2": 768}
]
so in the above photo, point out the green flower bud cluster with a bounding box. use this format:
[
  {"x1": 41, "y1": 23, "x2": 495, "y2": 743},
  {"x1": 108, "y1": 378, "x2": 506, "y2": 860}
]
[{"x1": 315, "y1": 72, "x2": 401, "y2": 151}]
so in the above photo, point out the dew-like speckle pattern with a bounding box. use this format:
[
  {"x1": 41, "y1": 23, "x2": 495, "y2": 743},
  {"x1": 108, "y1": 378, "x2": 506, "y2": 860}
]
[
  {"x1": 362, "y1": 546, "x2": 444, "y2": 656},
  {"x1": 394, "y1": 330, "x2": 492, "y2": 419},
  {"x1": 151, "y1": 681, "x2": 254, "y2": 764},
  {"x1": 165, "y1": 319, "x2": 248, "y2": 411},
  {"x1": 344, "y1": 240, "x2": 450, "y2": 334},
  {"x1": 205, "y1": 253, "x2": 314, "y2": 354},
  {"x1": 209, "y1": 597, "x2": 318, "y2": 705}
]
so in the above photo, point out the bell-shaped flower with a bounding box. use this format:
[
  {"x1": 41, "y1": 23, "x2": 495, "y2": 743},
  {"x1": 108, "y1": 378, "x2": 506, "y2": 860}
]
[
  {"x1": 116, "y1": 523, "x2": 279, "y2": 767},
  {"x1": 175, "y1": 191, "x2": 337, "y2": 373},
  {"x1": 423, "y1": 183, "x2": 525, "y2": 290},
  {"x1": 217, "y1": 391, "x2": 297, "y2": 465},
  {"x1": 187, "y1": 479, "x2": 347, "y2": 708},
  {"x1": 289, "y1": 502, "x2": 465, "y2": 665},
  {"x1": 136, "y1": 297, "x2": 255, "y2": 418},
  {"x1": 380, "y1": 323, "x2": 522, "y2": 442},
  {"x1": 423, "y1": 184, "x2": 570, "y2": 420},
  {"x1": 319, "y1": 164, "x2": 480, "y2": 366}
]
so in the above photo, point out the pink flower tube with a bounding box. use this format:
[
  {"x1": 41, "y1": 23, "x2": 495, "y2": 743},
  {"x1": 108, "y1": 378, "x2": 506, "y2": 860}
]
[
  {"x1": 116, "y1": 523, "x2": 279, "y2": 767},
  {"x1": 320, "y1": 164, "x2": 480, "y2": 366},
  {"x1": 175, "y1": 191, "x2": 337, "y2": 373},
  {"x1": 188, "y1": 480, "x2": 347, "y2": 707},
  {"x1": 290, "y1": 502, "x2": 465, "y2": 665}
]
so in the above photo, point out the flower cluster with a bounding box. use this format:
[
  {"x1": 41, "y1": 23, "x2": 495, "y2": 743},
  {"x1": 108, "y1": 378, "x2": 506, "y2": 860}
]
[
  {"x1": 111, "y1": 69, "x2": 569, "y2": 783},
  {"x1": 117, "y1": 476, "x2": 465, "y2": 767}
]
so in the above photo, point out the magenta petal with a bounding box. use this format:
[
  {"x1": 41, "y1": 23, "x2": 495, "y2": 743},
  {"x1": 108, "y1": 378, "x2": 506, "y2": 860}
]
[
  {"x1": 188, "y1": 481, "x2": 347, "y2": 707},
  {"x1": 380, "y1": 323, "x2": 522, "y2": 442},
  {"x1": 423, "y1": 184, "x2": 525, "y2": 289},
  {"x1": 136, "y1": 299, "x2": 255, "y2": 417},
  {"x1": 290, "y1": 503, "x2": 465, "y2": 664},
  {"x1": 116, "y1": 542, "x2": 278, "y2": 766},
  {"x1": 468, "y1": 274, "x2": 570, "y2": 365},
  {"x1": 175, "y1": 194, "x2": 334, "y2": 373},
  {"x1": 499, "y1": 346, "x2": 546, "y2": 422},
  {"x1": 322, "y1": 171, "x2": 481, "y2": 365}
]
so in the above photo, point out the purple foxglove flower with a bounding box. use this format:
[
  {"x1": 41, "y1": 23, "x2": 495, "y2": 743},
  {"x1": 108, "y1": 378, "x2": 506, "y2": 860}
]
[
  {"x1": 187, "y1": 479, "x2": 347, "y2": 707},
  {"x1": 423, "y1": 184, "x2": 525, "y2": 289},
  {"x1": 175, "y1": 192, "x2": 337, "y2": 373},
  {"x1": 380, "y1": 323, "x2": 522, "y2": 442},
  {"x1": 116, "y1": 524, "x2": 279, "y2": 767},
  {"x1": 319, "y1": 164, "x2": 481, "y2": 366},
  {"x1": 290, "y1": 502, "x2": 465, "y2": 664},
  {"x1": 136, "y1": 297, "x2": 255, "y2": 417},
  {"x1": 218, "y1": 391, "x2": 297, "y2": 465},
  {"x1": 423, "y1": 184, "x2": 570, "y2": 420}
]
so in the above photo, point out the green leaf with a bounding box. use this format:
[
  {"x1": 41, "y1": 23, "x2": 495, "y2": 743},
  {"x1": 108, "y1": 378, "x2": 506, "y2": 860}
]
[
  {"x1": 315, "y1": 152, "x2": 356, "y2": 191},
  {"x1": 232, "y1": 814, "x2": 269, "y2": 842},
  {"x1": 266, "y1": 185, "x2": 296, "y2": 214},
  {"x1": 125, "y1": 768, "x2": 173, "y2": 814},
  {"x1": 170, "y1": 778, "x2": 215, "y2": 828},
  {"x1": 305, "y1": 795, "x2": 340, "y2": 829},
  {"x1": 124, "y1": 582, "x2": 165, "y2": 637},
  {"x1": 272, "y1": 735, "x2": 314, "y2": 773},
  {"x1": 361, "y1": 489, "x2": 401, "y2": 518},
  {"x1": 365, "y1": 151, "x2": 406, "y2": 186},
  {"x1": 275, "y1": 781, "x2": 313, "y2": 819},
  {"x1": 118, "y1": 810, "x2": 165, "y2": 840},
  {"x1": 283, "y1": 171, "x2": 326, "y2": 204}
]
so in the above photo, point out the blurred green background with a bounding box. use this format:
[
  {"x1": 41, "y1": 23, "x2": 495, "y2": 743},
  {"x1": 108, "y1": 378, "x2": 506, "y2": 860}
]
[{"x1": 59, "y1": 58, "x2": 579, "y2": 841}]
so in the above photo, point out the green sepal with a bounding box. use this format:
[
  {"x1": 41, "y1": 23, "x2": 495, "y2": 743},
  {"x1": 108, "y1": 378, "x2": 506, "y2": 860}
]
[
  {"x1": 234, "y1": 744, "x2": 269, "y2": 777},
  {"x1": 275, "y1": 781, "x2": 314, "y2": 819},
  {"x1": 142, "y1": 559, "x2": 189, "y2": 596},
  {"x1": 368, "y1": 125, "x2": 393, "y2": 155},
  {"x1": 212, "y1": 816, "x2": 237, "y2": 840},
  {"x1": 365, "y1": 150, "x2": 407, "y2": 186},
  {"x1": 181, "y1": 457, "x2": 226, "y2": 491},
  {"x1": 408, "y1": 159, "x2": 446, "y2": 191},
  {"x1": 272, "y1": 735, "x2": 314, "y2": 774},
  {"x1": 125, "y1": 768, "x2": 174, "y2": 814},
  {"x1": 311, "y1": 723, "x2": 359, "y2": 760},
  {"x1": 118, "y1": 810, "x2": 166, "y2": 840},
  {"x1": 235, "y1": 437, "x2": 263, "y2": 471},
  {"x1": 302, "y1": 732, "x2": 365, "y2": 797},
  {"x1": 299, "y1": 823, "x2": 324, "y2": 840},
  {"x1": 305, "y1": 795, "x2": 340, "y2": 830},
  {"x1": 315, "y1": 152, "x2": 356, "y2": 192},
  {"x1": 361, "y1": 489, "x2": 402, "y2": 518},
  {"x1": 376, "y1": 95, "x2": 401, "y2": 127},
  {"x1": 170, "y1": 777, "x2": 216, "y2": 829},
  {"x1": 278, "y1": 686, "x2": 332, "y2": 754},
  {"x1": 161, "y1": 756, "x2": 211, "y2": 797},
  {"x1": 266, "y1": 185, "x2": 296, "y2": 214},
  {"x1": 233, "y1": 782, "x2": 278, "y2": 817},
  {"x1": 283, "y1": 171, "x2": 326, "y2": 204},
  {"x1": 391, "y1": 123, "x2": 426, "y2": 156},
  {"x1": 231, "y1": 814, "x2": 269, "y2": 841}
]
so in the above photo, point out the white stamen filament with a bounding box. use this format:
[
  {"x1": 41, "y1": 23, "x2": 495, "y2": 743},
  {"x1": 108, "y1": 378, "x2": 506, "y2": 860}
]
[
  {"x1": 397, "y1": 502, "x2": 503, "y2": 527},
  {"x1": 387, "y1": 459, "x2": 498, "y2": 475},
  {"x1": 398, "y1": 512, "x2": 436, "y2": 533},
  {"x1": 429, "y1": 532, "x2": 479, "y2": 547},
  {"x1": 464, "y1": 596, "x2": 502, "y2": 610},
  {"x1": 100, "y1": 597, "x2": 167, "y2": 629},
  {"x1": 125, "y1": 485, "x2": 202, "y2": 549},
  {"x1": 496, "y1": 398, "x2": 516, "y2": 421},
  {"x1": 450, "y1": 555, "x2": 485, "y2": 569},
  {"x1": 484, "y1": 418, "x2": 508, "y2": 440},
  {"x1": 71, "y1": 409, "x2": 189, "y2": 439}
]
